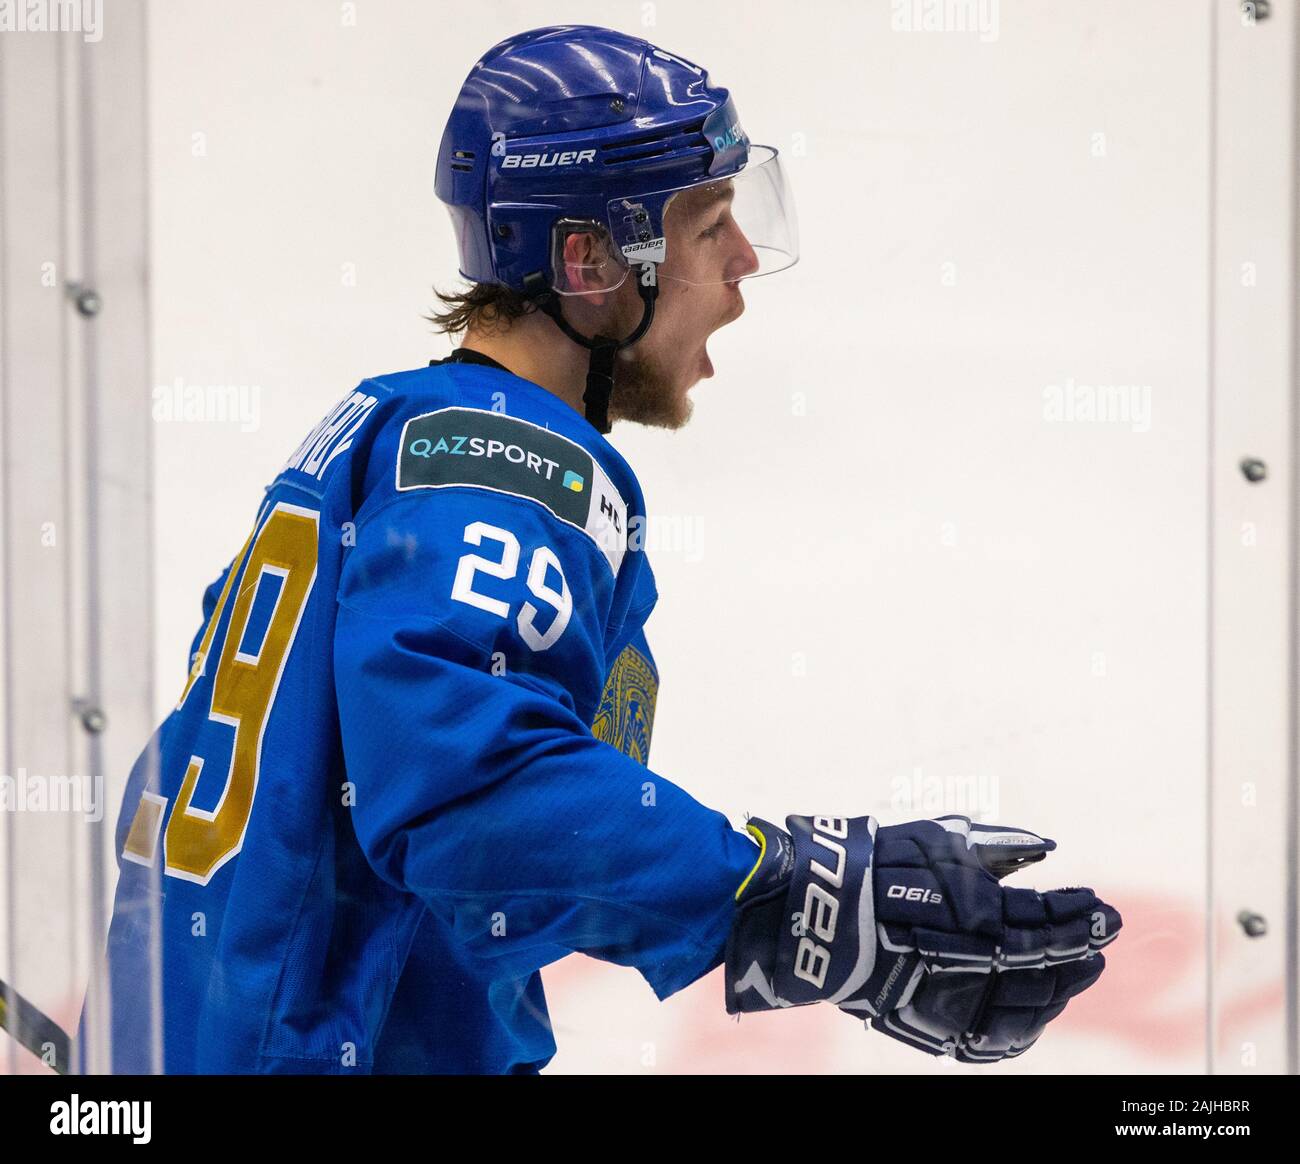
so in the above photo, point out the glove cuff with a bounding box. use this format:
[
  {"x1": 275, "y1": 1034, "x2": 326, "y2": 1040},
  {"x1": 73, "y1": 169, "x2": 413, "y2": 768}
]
[
  {"x1": 724, "y1": 814, "x2": 879, "y2": 1014},
  {"x1": 724, "y1": 818, "x2": 796, "y2": 1014}
]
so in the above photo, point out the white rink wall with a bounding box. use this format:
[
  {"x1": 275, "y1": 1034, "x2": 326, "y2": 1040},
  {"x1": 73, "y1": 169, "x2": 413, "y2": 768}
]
[{"x1": 145, "y1": 0, "x2": 1233, "y2": 1074}]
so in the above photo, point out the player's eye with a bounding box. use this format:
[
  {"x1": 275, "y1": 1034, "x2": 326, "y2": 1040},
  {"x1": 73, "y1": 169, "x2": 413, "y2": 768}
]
[{"x1": 699, "y1": 217, "x2": 727, "y2": 240}]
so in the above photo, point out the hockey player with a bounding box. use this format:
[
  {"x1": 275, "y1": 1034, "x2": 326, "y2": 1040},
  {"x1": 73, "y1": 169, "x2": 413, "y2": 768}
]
[{"x1": 80, "y1": 24, "x2": 1120, "y2": 1074}]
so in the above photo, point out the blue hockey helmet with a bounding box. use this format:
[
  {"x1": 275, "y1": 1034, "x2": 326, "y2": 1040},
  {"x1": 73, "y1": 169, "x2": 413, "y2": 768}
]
[{"x1": 434, "y1": 25, "x2": 798, "y2": 432}]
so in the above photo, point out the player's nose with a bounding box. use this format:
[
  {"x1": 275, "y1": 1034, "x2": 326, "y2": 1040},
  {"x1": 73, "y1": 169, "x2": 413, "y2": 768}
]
[{"x1": 726, "y1": 227, "x2": 761, "y2": 281}]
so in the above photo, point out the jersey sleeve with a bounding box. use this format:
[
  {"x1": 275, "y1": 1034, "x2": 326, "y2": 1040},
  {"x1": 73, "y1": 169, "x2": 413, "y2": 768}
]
[{"x1": 333, "y1": 409, "x2": 759, "y2": 1000}]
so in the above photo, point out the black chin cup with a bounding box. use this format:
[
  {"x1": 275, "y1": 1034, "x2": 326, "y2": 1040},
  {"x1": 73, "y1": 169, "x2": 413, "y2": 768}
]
[{"x1": 522, "y1": 265, "x2": 659, "y2": 435}]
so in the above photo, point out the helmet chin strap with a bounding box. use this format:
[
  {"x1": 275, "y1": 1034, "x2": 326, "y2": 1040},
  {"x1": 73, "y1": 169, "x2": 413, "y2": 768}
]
[{"x1": 522, "y1": 263, "x2": 659, "y2": 435}]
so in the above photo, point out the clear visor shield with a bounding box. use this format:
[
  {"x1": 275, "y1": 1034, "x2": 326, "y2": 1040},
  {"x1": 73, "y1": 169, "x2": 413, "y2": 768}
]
[{"x1": 549, "y1": 145, "x2": 798, "y2": 295}]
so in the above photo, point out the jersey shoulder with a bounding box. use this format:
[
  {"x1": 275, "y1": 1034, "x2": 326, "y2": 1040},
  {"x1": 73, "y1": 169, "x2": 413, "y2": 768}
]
[{"x1": 353, "y1": 361, "x2": 646, "y2": 578}]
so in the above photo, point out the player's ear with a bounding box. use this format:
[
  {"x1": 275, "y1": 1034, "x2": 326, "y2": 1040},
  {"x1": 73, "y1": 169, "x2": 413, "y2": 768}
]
[{"x1": 561, "y1": 230, "x2": 612, "y2": 304}]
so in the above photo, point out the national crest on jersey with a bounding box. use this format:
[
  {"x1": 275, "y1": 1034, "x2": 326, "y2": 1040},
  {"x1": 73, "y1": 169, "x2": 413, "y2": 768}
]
[{"x1": 591, "y1": 634, "x2": 658, "y2": 766}]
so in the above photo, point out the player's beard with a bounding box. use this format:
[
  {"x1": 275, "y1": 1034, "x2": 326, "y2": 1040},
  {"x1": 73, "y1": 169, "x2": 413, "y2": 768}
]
[{"x1": 607, "y1": 342, "x2": 693, "y2": 430}]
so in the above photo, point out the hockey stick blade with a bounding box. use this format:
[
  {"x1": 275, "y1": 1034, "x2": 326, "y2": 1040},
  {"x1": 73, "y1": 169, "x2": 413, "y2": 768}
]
[{"x1": 0, "y1": 977, "x2": 72, "y2": 1074}]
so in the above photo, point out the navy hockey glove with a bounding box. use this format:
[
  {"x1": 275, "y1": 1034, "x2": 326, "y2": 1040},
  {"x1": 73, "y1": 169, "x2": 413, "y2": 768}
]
[{"x1": 724, "y1": 814, "x2": 1120, "y2": 1062}]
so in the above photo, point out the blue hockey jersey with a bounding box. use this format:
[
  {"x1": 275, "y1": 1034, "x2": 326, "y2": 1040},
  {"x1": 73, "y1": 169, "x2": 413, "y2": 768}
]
[{"x1": 82, "y1": 350, "x2": 760, "y2": 1074}]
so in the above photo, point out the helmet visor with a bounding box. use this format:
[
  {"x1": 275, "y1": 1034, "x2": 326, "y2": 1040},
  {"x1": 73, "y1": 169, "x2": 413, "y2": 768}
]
[
  {"x1": 548, "y1": 145, "x2": 798, "y2": 296},
  {"x1": 614, "y1": 145, "x2": 799, "y2": 286}
]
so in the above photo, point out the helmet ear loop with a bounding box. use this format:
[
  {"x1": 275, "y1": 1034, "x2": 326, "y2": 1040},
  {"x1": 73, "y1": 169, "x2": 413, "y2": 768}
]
[{"x1": 524, "y1": 263, "x2": 659, "y2": 435}]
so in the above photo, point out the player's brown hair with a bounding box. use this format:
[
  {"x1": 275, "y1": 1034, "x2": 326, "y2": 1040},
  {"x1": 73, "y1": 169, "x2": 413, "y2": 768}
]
[{"x1": 426, "y1": 282, "x2": 538, "y2": 336}]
